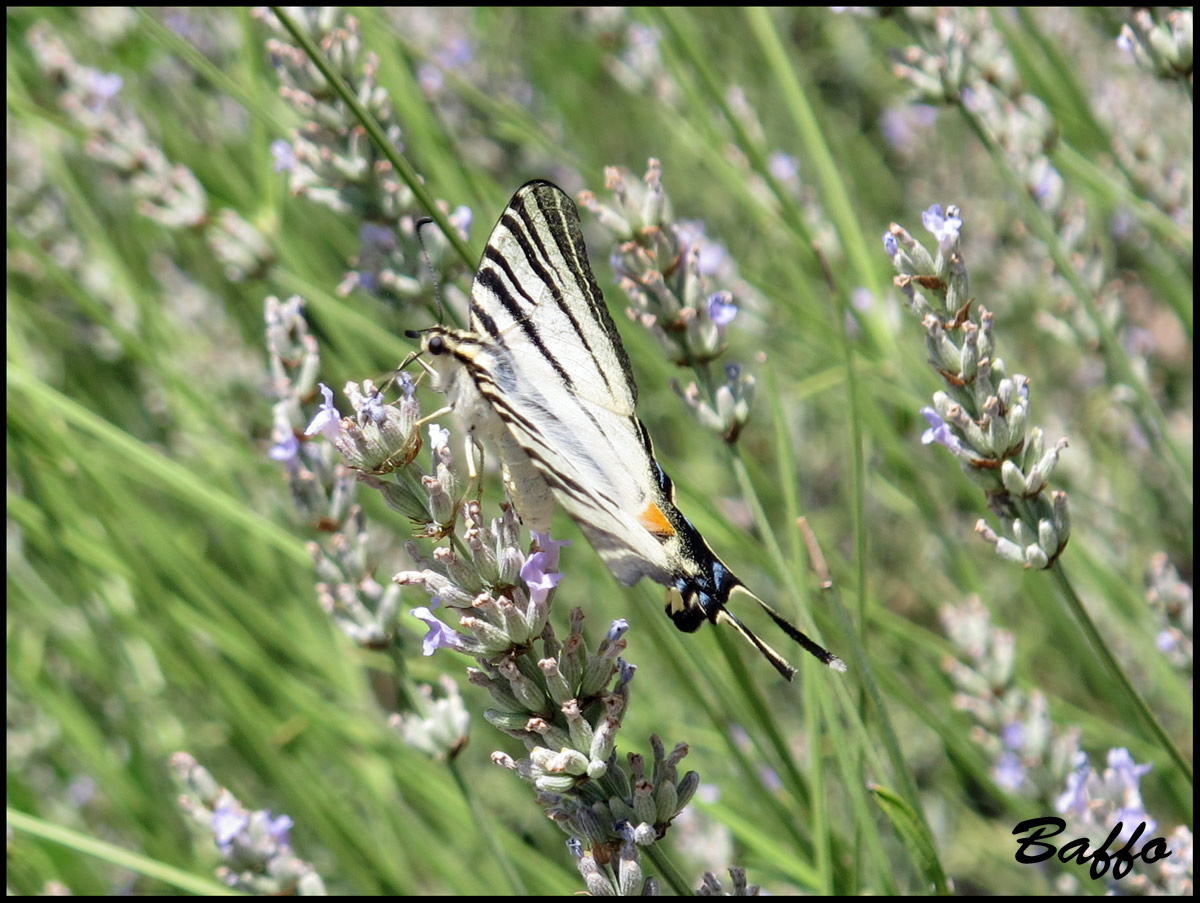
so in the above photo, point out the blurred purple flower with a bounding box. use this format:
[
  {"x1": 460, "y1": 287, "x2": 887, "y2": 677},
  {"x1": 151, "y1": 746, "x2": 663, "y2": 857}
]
[
  {"x1": 429, "y1": 423, "x2": 450, "y2": 455},
  {"x1": 1055, "y1": 751, "x2": 1091, "y2": 818},
  {"x1": 992, "y1": 751, "x2": 1025, "y2": 791},
  {"x1": 212, "y1": 802, "x2": 249, "y2": 851},
  {"x1": 449, "y1": 204, "x2": 473, "y2": 240},
  {"x1": 264, "y1": 812, "x2": 293, "y2": 846},
  {"x1": 1106, "y1": 747, "x2": 1152, "y2": 788},
  {"x1": 767, "y1": 150, "x2": 800, "y2": 186},
  {"x1": 850, "y1": 287, "x2": 874, "y2": 312},
  {"x1": 676, "y1": 220, "x2": 727, "y2": 277},
  {"x1": 269, "y1": 431, "x2": 299, "y2": 466},
  {"x1": 1001, "y1": 719, "x2": 1024, "y2": 750},
  {"x1": 271, "y1": 140, "x2": 296, "y2": 173},
  {"x1": 361, "y1": 222, "x2": 396, "y2": 252},
  {"x1": 879, "y1": 103, "x2": 938, "y2": 153},
  {"x1": 706, "y1": 291, "x2": 738, "y2": 329},
  {"x1": 882, "y1": 231, "x2": 899, "y2": 259},
  {"x1": 85, "y1": 71, "x2": 123, "y2": 113},
  {"x1": 434, "y1": 35, "x2": 473, "y2": 71}
]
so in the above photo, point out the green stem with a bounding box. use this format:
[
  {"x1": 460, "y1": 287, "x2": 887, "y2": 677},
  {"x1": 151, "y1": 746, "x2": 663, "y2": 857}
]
[
  {"x1": 446, "y1": 757, "x2": 528, "y2": 894},
  {"x1": 729, "y1": 448, "x2": 942, "y2": 877},
  {"x1": 643, "y1": 841, "x2": 692, "y2": 895},
  {"x1": 1050, "y1": 563, "x2": 1192, "y2": 784},
  {"x1": 270, "y1": 7, "x2": 475, "y2": 270},
  {"x1": 742, "y1": 6, "x2": 884, "y2": 297},
  {"x1": 651, "y1": 7, "x2": 816, "y2": 258}
]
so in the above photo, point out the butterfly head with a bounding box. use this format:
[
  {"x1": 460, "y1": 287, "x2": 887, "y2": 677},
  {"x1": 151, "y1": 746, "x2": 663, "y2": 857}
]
[
  {"x1": 405, "y1": 326, "x2": 477, "y2": 394},
  {"x1": 405, "y1": 326, "x2": 453, "y2": 359}
]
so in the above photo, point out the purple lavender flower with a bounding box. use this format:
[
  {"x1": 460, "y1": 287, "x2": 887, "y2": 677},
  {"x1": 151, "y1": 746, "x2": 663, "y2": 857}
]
[
  {"x1": 428, "y1": 424, "x2": 450, "y2": 456},
  {"x1": 304, "y1": 383, "x2": 341, "y2": 441},
  {"x1": 992, "y1": 751, "x2": 1025, "y2": 791},
  {"x1": 676, "y1": 220, "x2": 727, "y2": 277},
  {"x1": 85, "y1": 71, "x2": 122, "y2": 113},
  {"x1": 270, "y1": 139, "x2": 296, "y2": 173},
  {"x1": 878, "y1": 103, "x2": 938, "y2": 154},
  {"x1": 1054, "y1": 747, "x2": 1157, "y2": 842},
  {"x1": 434, "y1": 34, "x2": 473, "y2": 71},
  {"x1": 1000, "y1": 719, "x2": 1024, "y2": 750},
  {"x1": 920, "y1": 407, "x2": 963, "y2": 453},
  {"x1": 268, "y1": 432, "x2": 299, "y2": 466},
  {"x1": 607, "y1": 619, "x2": 630, "y2": 642},
  {"x1": 1055, "y1": 751, "x2": 1091, "y2": 818},
  {"x1": 352, "y1": 223, "x2": 398, "y2": 292},
  {"x1": 448, "y1": 204, "x2": 473, "y2": 240},
  {"x1": 767, "y1": 150, "x2": 800, "y2": 185},
  {"x1": 1105, "y1": 747, "x2": 1152, "y2": 787},
  {"x1": 706, "y1": 291, "x2": 738, "y2": 329},
  {"x1": 360, "y1": 222, "x2": 396, "y2": 252},
  {"x1": 922, "y1": 204, "x2": 962, "y2": 256},
  {"x1": 360, "y1": 389, "x2": 386, "y2": 425},
  {"x1": 411, "y1": 607, "x2": 477, "y2": 656},
  {"x1": 521, "y1": 532, "x2": 569, "y2": 600},
  {"x1": 212, "y1": 803, "x2": 249, "y2": 852},
  {"x1": 264, "y1": 812, "x2": 294, "y2": 846},
  {"x1": 882, "y1": 231, "x2": 899, "y2": 260},
  {"x1": 528, "y1": 531, "x2": 570, "y2": 572}
]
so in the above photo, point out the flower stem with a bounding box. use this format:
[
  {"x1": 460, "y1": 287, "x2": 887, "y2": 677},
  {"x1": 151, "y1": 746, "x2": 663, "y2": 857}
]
[
  {"x1": 446, "y1": 756, "x2": 528, "y2": 894},
  {"x1": 1050, "y1": 561, "x2": 1192, "y2": 784},
  {"x1": 642, "y1": 840, "x2": 691, "y2": 896}
]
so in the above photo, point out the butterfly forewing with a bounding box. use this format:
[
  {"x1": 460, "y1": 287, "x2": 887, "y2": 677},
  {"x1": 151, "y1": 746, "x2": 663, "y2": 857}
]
[
  {"x1": 465, "y1": 182, "x2": 677, "y2": 584},
  {"x1": 419, "y1": 180, "x2": 844, "y2": 679},
  {"x1": 471, "y1": 181, "x2": 637, "y2": 416}
]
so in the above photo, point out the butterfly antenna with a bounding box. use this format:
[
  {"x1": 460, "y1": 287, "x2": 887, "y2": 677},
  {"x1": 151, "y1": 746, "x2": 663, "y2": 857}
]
[{"x1": 414, "y1": 216, "x2": 446, "y2": 324}]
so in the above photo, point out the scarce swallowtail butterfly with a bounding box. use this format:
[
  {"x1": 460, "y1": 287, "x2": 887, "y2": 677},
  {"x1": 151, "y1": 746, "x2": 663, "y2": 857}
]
[{"x1": 410, "y1": 180, "x2": 844, "y2": 680}]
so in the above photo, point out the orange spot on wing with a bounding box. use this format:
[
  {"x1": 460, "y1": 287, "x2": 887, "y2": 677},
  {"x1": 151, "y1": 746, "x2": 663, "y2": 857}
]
[{"x1": 638, "y1": 501, "x2": 675, "y2": 538}]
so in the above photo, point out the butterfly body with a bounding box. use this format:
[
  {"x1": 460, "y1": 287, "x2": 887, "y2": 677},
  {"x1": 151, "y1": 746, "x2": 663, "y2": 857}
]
[{"x1": 417, "y1": 181, "x2": 843, "y2": 679}]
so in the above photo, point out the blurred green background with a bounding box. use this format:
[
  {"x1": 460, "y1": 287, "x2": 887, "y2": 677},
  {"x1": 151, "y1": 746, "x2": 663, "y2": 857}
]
[{"x1": 7, "y1": 7, "x2": 1192, "y2": 896}]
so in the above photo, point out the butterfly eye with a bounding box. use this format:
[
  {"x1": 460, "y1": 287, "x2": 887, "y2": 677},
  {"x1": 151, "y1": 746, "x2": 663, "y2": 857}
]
[{"x1": 427, "y1": 335, "x2": 446, "y2": 355}]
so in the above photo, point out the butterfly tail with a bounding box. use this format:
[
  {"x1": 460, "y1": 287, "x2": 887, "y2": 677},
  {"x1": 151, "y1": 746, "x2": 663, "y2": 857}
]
[
  {"x1": 713, "y1": 607, "x2": 798, "y2": 681},
  {"x1": 729, "y1": 585, "x2": 847, "y2": 674}
]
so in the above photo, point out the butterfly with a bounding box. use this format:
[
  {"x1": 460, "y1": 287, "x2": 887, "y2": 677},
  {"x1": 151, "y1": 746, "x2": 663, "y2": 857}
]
[{"x1": 409, "y1": 180, "x2": 844, "y2": 680}]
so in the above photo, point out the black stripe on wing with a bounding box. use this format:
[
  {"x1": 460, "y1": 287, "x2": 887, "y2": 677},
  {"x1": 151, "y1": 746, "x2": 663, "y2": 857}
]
[
  {"x1": 469, "y1": 298, "x2": 503, "y2": 341},
  {"x1": 475, "y1": 265, "x2": 574, "y2": 389},
  {"x1": 500, "y1": 205, "x2": 621, "y2": 399},
  {"x1": 472, "y1": 372, "x2": 622, "y2": 511},
  {"x1": 474, "y1": 238, "x2": 630, "y2": 458},
  {"x1": 516, "y1": 181, "x2": 638, "y2": 406}
]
